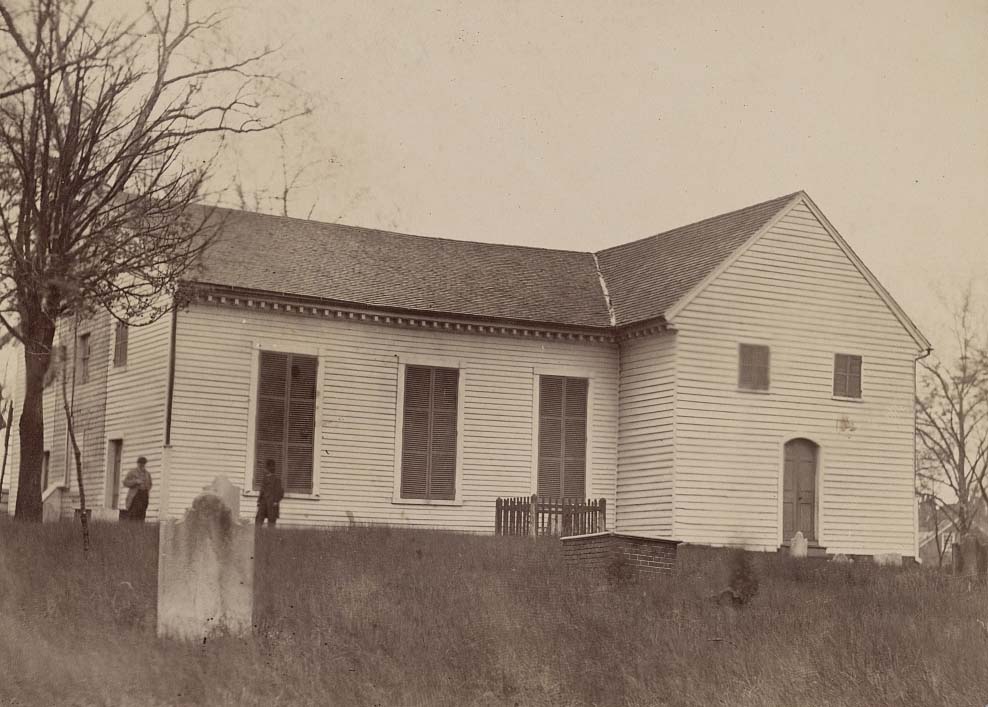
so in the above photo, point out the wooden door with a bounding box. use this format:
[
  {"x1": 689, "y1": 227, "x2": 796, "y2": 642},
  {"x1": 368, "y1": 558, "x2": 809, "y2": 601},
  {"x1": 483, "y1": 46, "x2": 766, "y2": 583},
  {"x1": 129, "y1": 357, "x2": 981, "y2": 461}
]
[{"x1": 783, "y1": 439, "x2": 817, "y2": 542}]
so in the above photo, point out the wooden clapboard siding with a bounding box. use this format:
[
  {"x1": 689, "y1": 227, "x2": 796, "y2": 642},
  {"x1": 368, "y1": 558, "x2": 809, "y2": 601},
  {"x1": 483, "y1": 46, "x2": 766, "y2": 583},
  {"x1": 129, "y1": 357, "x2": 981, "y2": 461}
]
[
  {"x1": 103, "y1": 314, "x2": 172, "y2": 520},
  {"x1": 166, "y1": 303, "x2": 618, "y2": 531},
  {"x1": 37, "y1": 313, "x2": 112, "y2": 519},
  {"x1": 671, "y1": 198, "x2": 918, "y2": 554},
  {"x1": 615, "y1": 331, "x2": 676, "y2": 537},
  {"x1": 2, "y1": 311, "x2": 169, "y2": 520}
]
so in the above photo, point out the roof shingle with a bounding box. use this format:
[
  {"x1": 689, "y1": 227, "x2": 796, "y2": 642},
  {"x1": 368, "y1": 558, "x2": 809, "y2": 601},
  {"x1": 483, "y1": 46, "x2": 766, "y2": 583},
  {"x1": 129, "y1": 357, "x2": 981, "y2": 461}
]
[
  {"x1": 197, "y1": 209, "x2": 613, "y2": 328},
  {"x1": 194, "y1": 193, "x2": 800, "y2": 329}
]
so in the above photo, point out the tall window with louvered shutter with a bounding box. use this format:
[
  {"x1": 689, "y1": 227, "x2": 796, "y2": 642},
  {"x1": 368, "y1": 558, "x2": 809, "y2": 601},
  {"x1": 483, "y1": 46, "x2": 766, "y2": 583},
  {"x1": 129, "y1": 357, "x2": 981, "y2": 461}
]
[
  {"x1": 254, "y1": 351, "x2": 317, "y2": 494},
  {"x1": 113, "y1": 322, "x2": 128, "y2": 367},
  {"x1": 538, "y1": 376, "x2": 588, "y2": 499},
  {"x1": 77, "y1": 333, "x2": 91, "y2": 383},
  {"x1": 401, "y1": 365, "x2": 458, "y2": 500}
]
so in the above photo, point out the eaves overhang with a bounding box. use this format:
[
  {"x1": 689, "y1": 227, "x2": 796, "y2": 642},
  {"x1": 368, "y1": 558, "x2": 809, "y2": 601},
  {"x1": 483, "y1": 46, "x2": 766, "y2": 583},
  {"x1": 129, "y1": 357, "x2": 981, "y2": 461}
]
[{"x1": 182, "y1": 281, "x2": 619, "y2": 345}]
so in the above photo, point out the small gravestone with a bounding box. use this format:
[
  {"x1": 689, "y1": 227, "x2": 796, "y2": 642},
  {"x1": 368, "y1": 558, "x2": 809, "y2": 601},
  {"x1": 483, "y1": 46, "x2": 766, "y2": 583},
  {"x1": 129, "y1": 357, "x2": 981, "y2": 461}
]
[
  {"x1": 157, "y1": 476, "x2": 254, "y2": 642},
  {"x1": 874, "y1": 553, "x2": 902, "y2": 567},
  {"x1": 954, "y1": 536, "x2": 986, "y2": 579},
  {"x1": 789, "y1": 531, "x2": 808, "y2": 558}
]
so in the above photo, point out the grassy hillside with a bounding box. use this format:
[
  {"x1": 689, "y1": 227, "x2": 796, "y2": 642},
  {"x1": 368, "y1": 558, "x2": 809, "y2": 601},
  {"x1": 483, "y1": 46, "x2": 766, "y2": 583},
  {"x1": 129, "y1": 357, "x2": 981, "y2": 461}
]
[{"x1": 1, "y1": 520, "x2": 986, "y2": 706}]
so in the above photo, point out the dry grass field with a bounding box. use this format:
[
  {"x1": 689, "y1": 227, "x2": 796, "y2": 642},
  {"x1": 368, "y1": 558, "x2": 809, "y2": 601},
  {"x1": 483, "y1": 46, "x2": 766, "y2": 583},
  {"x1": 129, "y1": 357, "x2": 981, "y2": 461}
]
[{"x1": 1, "y1": 519, "x2": 987, "y2": 706}]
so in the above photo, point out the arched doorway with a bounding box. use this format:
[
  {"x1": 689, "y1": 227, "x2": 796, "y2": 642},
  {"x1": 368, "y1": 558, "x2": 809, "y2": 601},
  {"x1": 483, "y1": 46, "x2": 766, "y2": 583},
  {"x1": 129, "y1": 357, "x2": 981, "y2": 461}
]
[{"x1": 783, "y1": 438, "x2": 818, "y2": 542}]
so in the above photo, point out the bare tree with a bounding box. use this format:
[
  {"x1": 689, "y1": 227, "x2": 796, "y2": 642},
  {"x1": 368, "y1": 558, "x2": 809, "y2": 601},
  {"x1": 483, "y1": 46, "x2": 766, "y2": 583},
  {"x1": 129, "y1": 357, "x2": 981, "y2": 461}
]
[
  {"x1": 0, "y1": 0, "x2": 304, "y2": 521},
  {"x1": 56, "y1": 314, "x2": 88, "y2": 549},
  {"x1": 0, "y1": 387, "x2": 11, "y2": 510},
  {"x1": 232, "y1": 125, "x2": 336, "y2": 219},
  {"x1": 916, "y1": 287, "x2": 988, "y2": 542}
]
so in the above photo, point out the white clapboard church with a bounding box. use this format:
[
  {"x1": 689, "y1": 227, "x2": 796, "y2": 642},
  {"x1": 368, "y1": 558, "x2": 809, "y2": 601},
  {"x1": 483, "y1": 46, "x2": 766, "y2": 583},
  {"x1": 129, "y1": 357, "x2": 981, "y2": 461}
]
[{"x1": 1, "y1": 191, "x2": 930, "y2": 557}]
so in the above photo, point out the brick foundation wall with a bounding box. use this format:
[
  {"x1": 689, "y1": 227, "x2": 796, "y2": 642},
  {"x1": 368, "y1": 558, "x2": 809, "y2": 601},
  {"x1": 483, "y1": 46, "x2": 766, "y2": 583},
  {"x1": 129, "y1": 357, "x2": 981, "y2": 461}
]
[{"x1": 561, "y1": 532, "x2": 680, "y2": 576}]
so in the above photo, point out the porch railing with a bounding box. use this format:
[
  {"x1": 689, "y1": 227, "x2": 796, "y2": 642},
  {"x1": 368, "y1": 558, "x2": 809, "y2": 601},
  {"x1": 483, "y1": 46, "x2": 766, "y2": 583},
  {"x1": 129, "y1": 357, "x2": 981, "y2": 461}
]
[{"x1": 495, "y1": 495, "x2": 606, "y2": 537}]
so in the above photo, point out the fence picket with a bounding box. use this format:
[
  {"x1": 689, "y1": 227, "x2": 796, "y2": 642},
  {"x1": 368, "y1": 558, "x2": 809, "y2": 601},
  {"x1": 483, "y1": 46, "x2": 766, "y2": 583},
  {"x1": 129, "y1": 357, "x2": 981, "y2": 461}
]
[{"x1": 494, "y1": 495, "x2": 606, "y2": 537}]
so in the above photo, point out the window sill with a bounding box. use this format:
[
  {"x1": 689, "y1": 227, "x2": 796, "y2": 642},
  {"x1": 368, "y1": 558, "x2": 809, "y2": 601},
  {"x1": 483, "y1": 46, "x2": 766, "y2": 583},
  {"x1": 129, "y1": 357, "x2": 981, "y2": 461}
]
[
  {"x1": 737, "y1": 388, "x2": 770, "y2": 394},
  {"x1": 242, "y1": 491, "x2": 320, "y2": 501},
  {"x1": 831, "y1": 396, "x2": 863, "y2": 403},
  {"x1": 391, "y1": 497, "x2": 463, "y2": 507}
]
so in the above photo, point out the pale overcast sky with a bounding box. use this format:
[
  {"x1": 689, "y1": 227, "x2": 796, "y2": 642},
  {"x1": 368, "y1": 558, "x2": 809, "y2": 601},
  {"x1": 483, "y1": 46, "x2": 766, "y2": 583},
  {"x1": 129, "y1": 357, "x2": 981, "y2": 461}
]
[{"x1": 205, "y1": 0, "x2": 986, "y2": 351}]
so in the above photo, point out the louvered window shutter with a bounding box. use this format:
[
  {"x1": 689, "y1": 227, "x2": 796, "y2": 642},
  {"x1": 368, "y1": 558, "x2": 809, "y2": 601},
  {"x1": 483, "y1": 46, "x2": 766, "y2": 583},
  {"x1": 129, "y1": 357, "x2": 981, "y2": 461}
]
[
  {"x1": 401, "y1": 365, "x2": 458, "y2": 500},
  {"x1": 254, "y1": 351, "x2": 317, "y2": 493},
  {"x1": 113, "y1": 322, "x2": 128, "y2": 367},
  {"x1": 538, "y1": 376, "x2": 588, "y2": 499},
  {"x1": 739, "y1": 344, "x2": 770, "y2": 391}
]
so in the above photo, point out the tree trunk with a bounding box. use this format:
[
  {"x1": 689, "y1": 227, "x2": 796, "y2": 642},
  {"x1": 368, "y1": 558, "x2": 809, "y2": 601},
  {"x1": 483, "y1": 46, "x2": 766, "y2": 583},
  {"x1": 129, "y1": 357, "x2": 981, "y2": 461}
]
[
  {"x1": 0, "y1": 401, "x2": 12, "y2": 508},
  {"x1": 14, "y1": 326, "x2": 54, "y2": 522}
]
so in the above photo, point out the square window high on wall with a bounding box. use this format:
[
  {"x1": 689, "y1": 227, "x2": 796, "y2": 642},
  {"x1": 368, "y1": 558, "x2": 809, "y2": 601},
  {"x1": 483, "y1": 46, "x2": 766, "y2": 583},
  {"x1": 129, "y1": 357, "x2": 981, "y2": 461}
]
[
  {"x1": 738, "y1": 343, "x2": 770, "y2": 391},
  {"x1": 833, "y1": 354, "x2": 862, "y2": 398}
]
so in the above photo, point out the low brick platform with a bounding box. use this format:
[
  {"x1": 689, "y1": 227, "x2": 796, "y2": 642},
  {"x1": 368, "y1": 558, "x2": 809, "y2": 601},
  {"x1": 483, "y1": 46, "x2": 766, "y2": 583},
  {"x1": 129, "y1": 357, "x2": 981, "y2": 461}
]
[{"x1": 560, "y1": 531, "x2": 681, "y2": 576}]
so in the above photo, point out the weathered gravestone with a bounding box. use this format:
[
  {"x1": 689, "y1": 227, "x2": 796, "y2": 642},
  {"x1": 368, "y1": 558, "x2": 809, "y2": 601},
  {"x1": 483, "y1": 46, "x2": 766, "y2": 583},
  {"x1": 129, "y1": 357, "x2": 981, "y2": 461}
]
[
  {"x1": 874, "y1": 553, "x2": 902, "y2": 567},
  {"x1": 789, "y1": 531, "x2": 808, "y2": 558},
  {"x1": 953, "y1": 536, "x2": 988, "y2": 581},
  {"x1": 157, "y1": 476, "x2": 254, "y2": 642}
]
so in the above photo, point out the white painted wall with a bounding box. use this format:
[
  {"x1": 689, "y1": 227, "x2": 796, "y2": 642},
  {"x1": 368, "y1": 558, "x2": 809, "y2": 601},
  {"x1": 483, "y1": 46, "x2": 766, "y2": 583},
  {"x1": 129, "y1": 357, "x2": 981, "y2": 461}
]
[
  {"x1": 670, "y1": 198, "x2": 920, "y2": 555},
  {"x1": 2, "y1": 311, "x2": 173, "y2": 521},
  {"x1": 46, "y1": 313, "x2": 112, "y2": 520},
  {"x1": 166, "y1": 303, "x2": 619, "y2": 531},
  {"x1": 615, "y1": 331, "x2": 676, "y2": 537},
  {"x1": 103, "y1": 314, "x2": 173, "y2": 520}
]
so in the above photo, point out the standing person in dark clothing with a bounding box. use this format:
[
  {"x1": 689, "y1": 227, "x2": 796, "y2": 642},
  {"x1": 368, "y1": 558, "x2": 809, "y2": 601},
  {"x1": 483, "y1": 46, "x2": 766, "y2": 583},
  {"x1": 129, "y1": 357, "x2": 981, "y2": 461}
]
[
  {"x1": 256, "y1": 459, "x2": 284, "y2": 527},
  {"x1": 122, "y1": 456, "x2": 152, "y2": 521}
]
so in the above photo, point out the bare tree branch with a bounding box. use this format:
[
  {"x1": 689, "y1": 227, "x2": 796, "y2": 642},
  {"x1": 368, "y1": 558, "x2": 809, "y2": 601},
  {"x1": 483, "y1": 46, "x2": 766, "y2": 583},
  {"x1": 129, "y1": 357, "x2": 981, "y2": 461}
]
[
  {"x1": 916, "y1": 287, "x2": 988, "y2": 541},
  {"x1": 0, "y1": 0, "x2": 305, "y2": 520}
]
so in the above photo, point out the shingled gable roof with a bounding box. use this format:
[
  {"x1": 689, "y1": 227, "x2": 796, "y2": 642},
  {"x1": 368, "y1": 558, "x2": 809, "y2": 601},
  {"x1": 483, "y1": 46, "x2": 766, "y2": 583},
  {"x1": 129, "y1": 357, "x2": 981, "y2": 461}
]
[
  {"x1": 594, "y1": 192, "x2": 800, "y2": 325},
  {"x1": 192, "y1": 193, "x2": 802, "y2": 330}
]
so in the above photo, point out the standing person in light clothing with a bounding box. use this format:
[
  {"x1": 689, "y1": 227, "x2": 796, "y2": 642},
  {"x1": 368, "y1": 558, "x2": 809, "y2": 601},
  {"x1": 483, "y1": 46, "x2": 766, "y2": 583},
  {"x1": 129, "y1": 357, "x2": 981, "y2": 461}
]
[{"x1": 122, "y1": 456, "x2": 152, "y2": 521}]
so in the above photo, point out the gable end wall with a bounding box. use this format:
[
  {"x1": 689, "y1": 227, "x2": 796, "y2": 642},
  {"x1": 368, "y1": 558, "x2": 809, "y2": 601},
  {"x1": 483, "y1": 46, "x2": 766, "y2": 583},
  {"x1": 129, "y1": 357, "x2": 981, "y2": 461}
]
[{"x1": 671, "y1": 199, "x2": 918, "y2": 555}]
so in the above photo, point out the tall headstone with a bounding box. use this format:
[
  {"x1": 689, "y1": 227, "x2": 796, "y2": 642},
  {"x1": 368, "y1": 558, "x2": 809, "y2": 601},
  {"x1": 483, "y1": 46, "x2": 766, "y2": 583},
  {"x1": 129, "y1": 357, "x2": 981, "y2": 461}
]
[
  {"x1": 157, "y1": 476, "x2": 254, "y2": 642},
  {"x1": 955, "y1": 536, "x2": 986, "y2": 580},
  {"x1": 789, "y1": 531, "x2": 808, "y2": 558}
]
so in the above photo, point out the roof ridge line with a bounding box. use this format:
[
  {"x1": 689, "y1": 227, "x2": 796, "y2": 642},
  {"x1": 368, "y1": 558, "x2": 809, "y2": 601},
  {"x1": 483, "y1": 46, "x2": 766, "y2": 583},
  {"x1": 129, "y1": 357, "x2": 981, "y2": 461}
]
[
  {"x1": 199, "y1": 202, "x2": 594, "y2": 256},
  {"x1": 591, "y1": 253, "x2": 617, "y2": 327}
]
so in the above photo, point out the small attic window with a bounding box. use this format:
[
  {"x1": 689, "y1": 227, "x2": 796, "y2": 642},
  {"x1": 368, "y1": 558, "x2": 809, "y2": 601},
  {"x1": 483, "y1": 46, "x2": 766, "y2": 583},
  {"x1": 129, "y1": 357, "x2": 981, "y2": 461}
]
[{"x1": 738, "y1": 344, "x2": 770, "y2": 391}]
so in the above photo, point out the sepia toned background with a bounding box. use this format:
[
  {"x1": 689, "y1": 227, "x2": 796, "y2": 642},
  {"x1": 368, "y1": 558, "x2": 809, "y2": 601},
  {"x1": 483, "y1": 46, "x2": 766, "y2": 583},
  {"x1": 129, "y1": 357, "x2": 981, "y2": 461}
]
[{"x1": 166, "y1": 1, "x2": 988, "y2": 349}]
